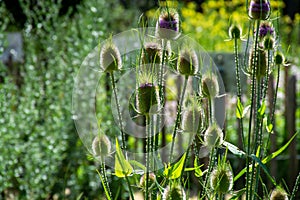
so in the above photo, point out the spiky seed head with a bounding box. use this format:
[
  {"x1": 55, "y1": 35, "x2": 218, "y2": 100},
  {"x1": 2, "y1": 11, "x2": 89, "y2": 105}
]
[
  {"x1": 210, "y1": 164, "x2": 233, "y2": 194},
  {"x1": 249, "y1": 47, "x2": 268, "y2": 78},
  {"x1": 139, "y1": 173, "x2": 156, "y2": 189},
  {"x1": 182, "y1": 106, "x2": 202, "y2": 134},
  {"x1": 201, "y1": 75, "x2": 219, "y2": 98},
  {"x1": 274, "y1": 51, "x2": 285, "y2": 65},
  {"x1": 270, "y1": 187, "x2": 288, "y2": 200},
  {"x1": 162, "y1": 185, "x2": 186, "y2": 200},
  {"x1": 248, "y1": 0, "x2": 271, "y2": 20},
  {"x1": 228, "y1": 24, "x2": 242, "y2": 39},
  {"x1": 156, "y1": 8, "x2": 180, "y2": 40},
  {"x1": 100, "y1": 42, "x2": 122, "y2": 72},
  {"x1": 136, "y1": 83, "x2": 160, "y2": 115},
  {"x1": 142, "y1": 42, "x2": 162, "y2": 64},
  {"x1": 92, "y1": 135, "x2": 111, "y2": 158},
  {"x1": 204, "y1": 123, "x2": 223, "y2": 148},
  {"x1": 177, "y1": 49, "x2": 199, "y2": 76},
  {"x1": 262, "y1": 35, "x2": 275, "y2": 50}
]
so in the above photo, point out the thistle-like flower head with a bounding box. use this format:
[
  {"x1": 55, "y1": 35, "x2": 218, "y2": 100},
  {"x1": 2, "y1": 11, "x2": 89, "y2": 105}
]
[
  {"x1": 156, "y1": 8, "x2": 180, "y2": 40},
  {"x1": 92, "y1": 134, "x2": 111, "y2": 158},
  {"x1": 100, "y1": 41, "x2": 122, "y2": 73},
  {"x1": 204, "y1": 123, "x2": 223, "y2": 148},
  {"x1": 259, "y1": 21, "x2": 275, "y2": 38},
  {"x1": 248, "y1": 0, "x2": 271, "y2": 20},
  {"x1": 177, "y1": 48, "x2": 199, "y2": 76},
  {"x1": 210, "y1": 161, "x2": 233, "y2": 194},
  {"x1": 162, "y1": 184, "x2": 186, "y2": 200},
  {"x1": 270, "y1": 187, "x2": 288, "y2": 200},
  {"x1": 201, "y1": 74, "x2": 219, "y2": 98}
]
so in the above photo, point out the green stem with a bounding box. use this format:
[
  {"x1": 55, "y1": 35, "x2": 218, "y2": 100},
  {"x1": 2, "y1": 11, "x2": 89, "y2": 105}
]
[
  {"x1": 145, "y1": 114, "x2": 151, "y2": 200},
  {"x1": 271, "y1": 65, "x2": 280, "y2": 125},
  {"x1": 125, "y1": 176, "x2": 135, "y2": 200},
  {"x1": 234, "y1": 37, "x2": 245, "y2": 150},
  {"x1": 246, "y1": 19, "x2": 260, "y2": 200},
  {"x1": 97, "y1": 160, "x2": 112, "y2": 200},
  {"x1": 290, "y1": 171, "x2": 300, "y2": 200},
  {"x1": 110, "y1": 72, "x2": 127, "y2": 153},
  {"x1": 169, "y1": 75, "x2": 188, "y2": 161},
  {"x1": 201, "y1": 147, "x2": 215, "y2": 198}
]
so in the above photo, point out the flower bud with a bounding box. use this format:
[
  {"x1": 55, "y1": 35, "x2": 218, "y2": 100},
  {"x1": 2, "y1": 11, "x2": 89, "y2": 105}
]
[
  {"x1": 177, "y1": 48, "x2": 198, "y2": 76},
  {"x1": 262, "y1": 35, "x2": 275, "y2": 50},
  {"x1": 100, "y1": 42, "x2": 122, "y2": 73},
  {"x1": 156, "y1": 9, "x2": 180, "y2": 40},
  {"x1": 248, "y1": 0, "x2": 271, "y2": 20},
  {"x1": 210, "y1": 163, "x2": 233, "y2": 194},
  {"x1": 142, "y1": 42, "x2": 162, "y2": 64},
  {"x1": 182, "y1": 106, "x2": 202, "y2": 134},
  {"x1": 270, "y1": 187, "x2": 288, "y2": 200},
  {"x1": 136, "y1": 83, "x2": 160, "y2": 115},
  {"x1": 228, "y1": 24, "x2": 242, "y2": 40},
  {"x1": 162, "y1": 185, "x2": 186, "y2": 200},
  {"x1": 201, "y1": 75, "x2": 219, "y2": 98},
  {"x1": 92, "y1": 135, "x2": 111, "y2": 158},
  {"x1": 204, "y1": 123, "x2": 223, "y2": 148},
  {"x1": 274, "y1": 51, "x2": 285, "y2": 65}
]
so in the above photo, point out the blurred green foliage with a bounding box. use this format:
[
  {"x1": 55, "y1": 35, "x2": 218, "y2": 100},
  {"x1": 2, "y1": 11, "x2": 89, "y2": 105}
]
[{"x1": 0, "y1": 0, "x2": 140, "y2": 199}]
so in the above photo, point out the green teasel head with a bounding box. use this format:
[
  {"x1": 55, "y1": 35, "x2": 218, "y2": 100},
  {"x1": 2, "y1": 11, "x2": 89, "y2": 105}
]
[
  {"x1": 162, "y1": 184, "x2": 186, "y2": 200},
  {"x1": 274, "y1": 51, "x2": 285, "y2": 66},
  {"x1": 92, "y1": 134, "x2": 111, "y2": 158},
  {"x1": 262, "y1": 35, "x2": 275, "y2": 50},
  {"x1": 100, "y1": 40, "x2": 122, "y2": 73},
  {"x1": 139, "y1": 172, "x2": 156, "y2": 190},
  {"x1": 136, "y1": 83, "x2": 160, "y2": 115},
  {"x1": 142, "y1": 42, "x2": 162, "y2": 64},
  {"x1": 177, "y1": 48, "x2": 199, "y2": 76},
  {"x1": 182, "y1": 100, "x2": 203, "y2": 134},
  {"x1": 228, "y1": 24, "x2": 242, "y2": 40},
  {"x1": 210, "y1": 160, "x2": 233, "y2": 194},
  {"x1": 248, "y1": 47, "x2": 268, "y2": 78}
]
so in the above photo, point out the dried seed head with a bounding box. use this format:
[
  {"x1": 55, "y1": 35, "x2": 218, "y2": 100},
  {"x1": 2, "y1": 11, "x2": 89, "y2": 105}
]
[
  {"x1": 201, "y1": 75, "x2": 219, "y2": 98},
  {"x1": 182, "y1": 106, "x2": 202, "y2": 134},
  {"x1": 162, "y1": 185, "x2": 186, "y2": 200},
  {"x1": 274, "y1": 51, "x2": 285, "y2": 65},
  {"x1": 156, "y1": 9, "x2": 180, "y2": 40},
  {"x1": 270, "y1": 187, "x2": 288, "y2": 200},
  {"x1": 210, "y1": 164, "x2": 233, "y2": 194},
  {"x1": 249, "y1": 47, "x2": 268, "y2": 78},
  {"x1": 92, "y1": 135, "x2": 111, "y2": 158},
  {"x1": 139, "y1": 173, "x2": 156, "y2": 189},
  {"x1": 136, "y1": 83, "x2": 160, "y2": 115},
  {"x1": 228, "y1": 24, "x2": 242, "y2": 40},
  {"x1": 248, "y1": 0, "x2": 271, "y2": 20},
  {"x1": 204, "y1": 123, "x2": 223, "y2": 148},
  {"x1": 142, "y1": 42, "x2": 162, "y2": 64},
  {"x1": 177, "y1": 49, "x2": 199, "y2": 76},
  {"x1": 100, "y1": 42, "x2": 122, "y2": 72}
]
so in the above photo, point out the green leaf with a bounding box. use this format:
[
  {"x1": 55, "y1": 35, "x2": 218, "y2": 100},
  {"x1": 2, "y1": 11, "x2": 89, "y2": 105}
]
[
  {"x1": 164, "y1": 153, "x2": 186, "y2": 179},
  {"x1": 129, "y1": 160, "x2": 146, "y2": 171},
  {"x1": 229, "y1": 188, "x2": 246, "y2": 200},
  {"x1": 114, "y1": 139, "x2": 133, "y2": 178},
  {"x1": 250, "y1": 154, "x2": 277, "y2": 186},
  {"x1": 234, "y1": 133, "x2": 297, "y2": 182},
  {"x1": 262, "y1": 133, "x2": 298, "y2": 164},
  {"x1": 194, "y1": 158, "x2": 203, "y2": 177},
  {"x1": 223, "y1": 141, "x2": 246, "y2": 157},
  {"x1": 236, "y1": 97, "x2": 243, "y2": 119},
  {"x1": 258, "y1": 102, "x2": 266, "y2": 118},
  {"x1": 264, "y1": 116, "x2": 273, "y2": 133}
]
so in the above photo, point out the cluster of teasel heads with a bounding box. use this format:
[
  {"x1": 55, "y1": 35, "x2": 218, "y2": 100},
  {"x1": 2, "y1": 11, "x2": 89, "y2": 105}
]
[{"x1": 88, "y1": 0, "x2": 291, "y2": 199}]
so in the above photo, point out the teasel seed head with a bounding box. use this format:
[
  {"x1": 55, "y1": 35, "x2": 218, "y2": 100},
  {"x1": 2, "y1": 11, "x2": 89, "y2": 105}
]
[
  {"x1": 100, "y1": 42, "x2": 122, "y2": 73},
  {"x1": 228, "y1": 24, "x2": 242, "y2": 40},
  {"x1": 204, "y1": 123, "x2": 223, "y2": 148},
  {"x1": 182, "y1": 105, "x2": 202, "y2": 134},
  {"x1": 156, "y1": 8, "x2": 180, "y2": 40},
  {"x1": 270, "y1": 187, "x2": 288, "y2": 200},
  {"x1": 274, "y1": 51, "x2": 285, "y2": 65},
  {"x1": 142, "y1": 42, "x2": 162, "y2": 64},
  {"x1": 210, "y1": 163, "x2": 233, "y2": 194},
  {"x1": 162, "y1": 185, "x2": 186, "y2": 200},
  {"x1": 139, "y1": 172, "x2": 156, "y2": 189},
  {"x1": 262, "y1": 35, "x2": 275, "y2": 50},
  {"x1": 201, "y1": 75, "x2": 219, "y2": 98},
  {"x1": 248, "y1": 0, "x2": 271, "y2": 20},
  {"x1": 136, "y1": 83, "x2": 160, "y2": 115},
  {"x1": 248, "y1": 47, "x2": 268, "y2": 78},
  {"x1": 92, "y1": 134, "x2": 111, "y2": 158},
  {"x1": 177, "y1": 48, "x2": 199, "y2": 76}
]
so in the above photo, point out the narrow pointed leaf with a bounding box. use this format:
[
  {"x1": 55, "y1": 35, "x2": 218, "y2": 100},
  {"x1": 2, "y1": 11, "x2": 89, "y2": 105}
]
[
  {"x1": 164, "y1": 153, "x2": 186, "y2": 179},
  {"x1": 114, "y1": 139, "x2": 133, "y2": 177},
  {"x1": 236, "y1": 97, "x2": 243, "y2": 119},
  {"x1": 223, "y1": 141, "x2": 246, "y2": 157},
  {"x1": 194, "y1": 157, "x2": 204, "y2": 177}
]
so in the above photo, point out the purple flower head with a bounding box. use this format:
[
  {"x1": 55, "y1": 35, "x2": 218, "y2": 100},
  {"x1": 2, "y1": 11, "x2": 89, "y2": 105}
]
[
  {"x1": 259, "y1": 22, "x2": 275, "y2": 38},
  {"x1": 248, "y1": 0, "x2": 271, "y2": 20},
  {"x1": 159, "y1": 18, "x2": 178, "y2": 32},
  {"x1": 156, "y1": 9, "x2": 180, "y2": 40}
]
